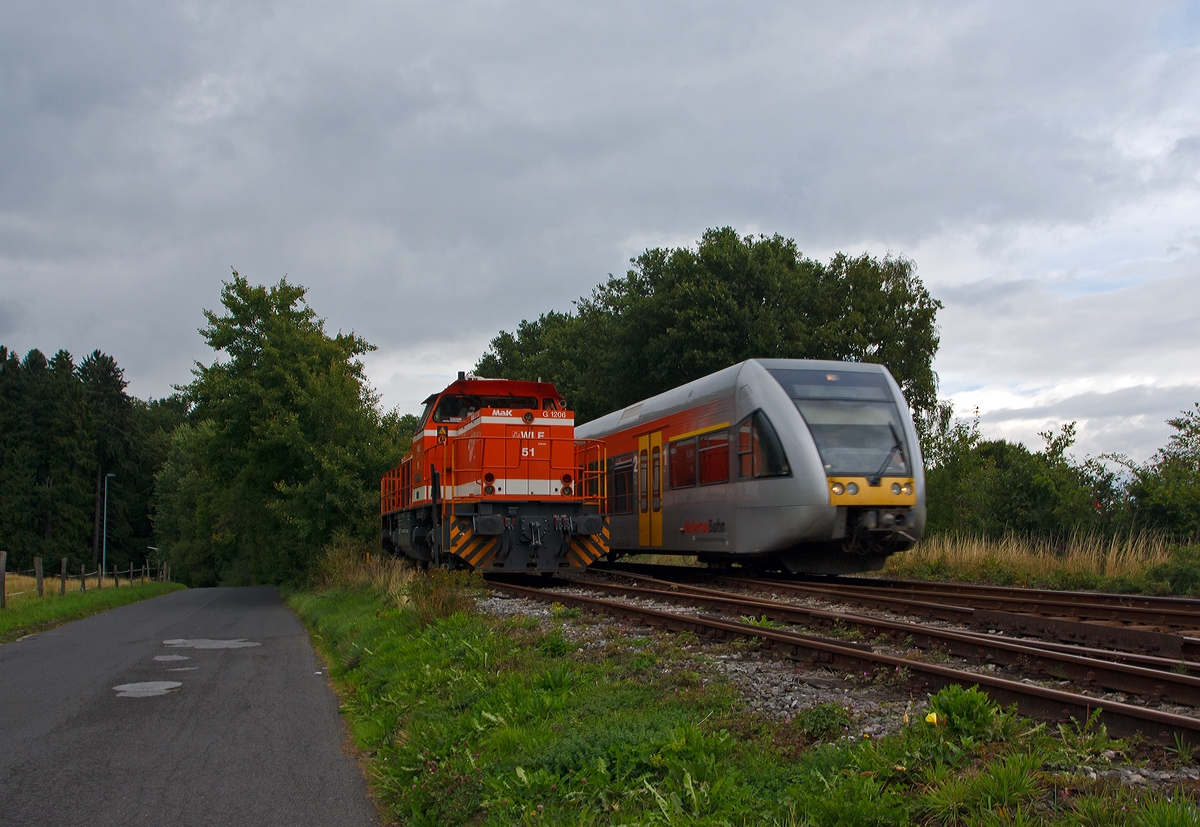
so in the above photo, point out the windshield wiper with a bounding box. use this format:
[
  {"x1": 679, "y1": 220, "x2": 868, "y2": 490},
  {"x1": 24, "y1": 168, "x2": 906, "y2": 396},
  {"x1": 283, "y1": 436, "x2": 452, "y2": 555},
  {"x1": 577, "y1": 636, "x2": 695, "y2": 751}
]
[{"x1": 867, "y1": 423, "x2": 905, "y2": 487}]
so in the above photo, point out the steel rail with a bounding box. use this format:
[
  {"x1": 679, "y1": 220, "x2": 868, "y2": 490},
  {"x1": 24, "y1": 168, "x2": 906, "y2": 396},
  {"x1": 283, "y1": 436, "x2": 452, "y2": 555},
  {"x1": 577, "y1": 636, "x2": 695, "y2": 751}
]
[
  {"x1": 819, "y1": 574, "x2": 1200, "y2": 613},
  {"x1": 560, "y1": 575, "x2": 1200, "y2": 706},
  {"x1": 594, "y1": 561, "x2": 1200, "y2": 615},
  {"x1": 593, "y1": 569, "x2": 1200, "y2": 674},
  {"x1": 746, "y1": 580, "x2": 1200, "y2": 629},
  {"x1": 593, "y1": 566, "x2": 1200, "y2": 658},
  {"x1": 584, "y1": 570, "x2": 1200, "y2": 674},
  {"x1": 489, "y1": 580, "x2": 1200, "y2": 747}
]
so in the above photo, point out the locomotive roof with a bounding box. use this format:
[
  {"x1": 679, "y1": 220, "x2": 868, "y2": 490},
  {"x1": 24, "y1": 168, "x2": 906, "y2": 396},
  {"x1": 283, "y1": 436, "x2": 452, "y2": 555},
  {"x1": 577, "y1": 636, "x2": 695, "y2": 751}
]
[
  {"x1": 575, "y1": 358, "x2": 894, "y2": 438},
  {"x1": 419, "y1": 376, "x2": 563, "y2": 406}
]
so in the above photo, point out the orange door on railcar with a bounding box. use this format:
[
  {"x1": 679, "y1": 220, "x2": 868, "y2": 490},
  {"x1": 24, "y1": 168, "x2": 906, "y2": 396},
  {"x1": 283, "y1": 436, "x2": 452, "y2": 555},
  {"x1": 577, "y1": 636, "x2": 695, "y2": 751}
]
[{"x1": 637, "y1": 431, "x2": 663, "y2": 547}]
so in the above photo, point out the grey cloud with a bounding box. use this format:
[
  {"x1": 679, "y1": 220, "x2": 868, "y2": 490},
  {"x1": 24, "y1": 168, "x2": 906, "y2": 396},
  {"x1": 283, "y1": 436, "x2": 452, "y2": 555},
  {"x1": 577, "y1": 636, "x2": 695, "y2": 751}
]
[
  {"x1": 977, "y1": 384, "x2": 1200, "y2": 461},
  {"x1": 0, "y1": 1, "x2": 1198, "y2": 450}
]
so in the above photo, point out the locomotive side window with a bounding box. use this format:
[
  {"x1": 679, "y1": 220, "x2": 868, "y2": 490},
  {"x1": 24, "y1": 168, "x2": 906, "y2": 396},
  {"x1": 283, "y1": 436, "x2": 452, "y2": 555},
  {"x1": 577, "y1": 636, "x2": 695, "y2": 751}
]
[
  {"x1": 669, "y1": 438, "x2": 697, "y2": 488},
  {"x1": 433, "y1": 395, "x2": 472, "y2": 423},
  {"x1": 698, "y1": 432, "x2": 729, "y2": 485},
  {"x1": 610, "y1": 455, "x2": 635, "y2": 514},
  {"x1": 737, "y1": 411, "x2": 791, "y2": 478}
]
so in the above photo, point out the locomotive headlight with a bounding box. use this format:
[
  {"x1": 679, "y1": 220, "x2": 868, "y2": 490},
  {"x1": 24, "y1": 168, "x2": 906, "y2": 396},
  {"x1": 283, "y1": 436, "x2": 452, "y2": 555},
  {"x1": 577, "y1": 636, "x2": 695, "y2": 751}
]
[
  {"x1": 902, "y1": 483, "x2": 913, "y2": 496},
  {"x1": 891, "y1": 483, "x2": 901, "y2": 495},
  {"x1": 831, "y1": 482, "x2": 844, "y2": 495},
  {"x1": 484, "y1": 484, "x2": 495, "y2": 495},
  {"x1": 561, "y1": 485, "x2": 573, "y2": 496},
  {"x1": 846, "y1": 482, "x2": 859, "y2": 495}
]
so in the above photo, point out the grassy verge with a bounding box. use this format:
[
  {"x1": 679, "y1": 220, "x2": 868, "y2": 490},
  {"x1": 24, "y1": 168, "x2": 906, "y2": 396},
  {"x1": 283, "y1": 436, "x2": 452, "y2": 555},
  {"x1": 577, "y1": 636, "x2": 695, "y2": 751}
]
[
  {"x1": 0, "y1": 582, "x2": 185, "y2": 642},
  {"x1": 289, "y1": 563, "x2": 1198, "y2": 825},
  {"x1": 884, "y1": 533, "x2": 1200, "y2": 596}
]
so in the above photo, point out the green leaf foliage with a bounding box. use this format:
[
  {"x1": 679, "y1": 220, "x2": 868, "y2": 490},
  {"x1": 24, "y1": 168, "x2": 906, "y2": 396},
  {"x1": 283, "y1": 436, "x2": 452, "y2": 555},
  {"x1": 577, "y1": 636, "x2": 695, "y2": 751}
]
[
  {"x1": 153, "y1": 272, "x2": 404, "y2": 586},
  {"x1": 0, "y1": 346, "x2": 182, "y2": 572},
  {"x1": 476, "y1": 227, "x2": 943, "y2": 422}
]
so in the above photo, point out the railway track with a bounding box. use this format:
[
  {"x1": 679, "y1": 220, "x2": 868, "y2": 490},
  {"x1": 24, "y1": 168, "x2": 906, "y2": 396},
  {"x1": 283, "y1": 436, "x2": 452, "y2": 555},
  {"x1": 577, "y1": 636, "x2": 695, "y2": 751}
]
[
  {"x1": 486, "y1": 573, "x2": 1200, "y2": 748},
  {"x1": 594, "y1": 561, "x2": 1200, "y2": 659}
]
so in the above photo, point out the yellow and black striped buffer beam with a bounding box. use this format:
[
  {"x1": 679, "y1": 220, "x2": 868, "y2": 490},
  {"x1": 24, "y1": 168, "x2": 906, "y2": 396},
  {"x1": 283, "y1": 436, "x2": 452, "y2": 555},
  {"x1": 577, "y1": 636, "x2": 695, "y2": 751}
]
[
  {"x1": 567, "y1": 518, "x2": 609, "y2": 568},
  {"x1": 448, "y1": 520, "x2": 499, "y2": 570}
]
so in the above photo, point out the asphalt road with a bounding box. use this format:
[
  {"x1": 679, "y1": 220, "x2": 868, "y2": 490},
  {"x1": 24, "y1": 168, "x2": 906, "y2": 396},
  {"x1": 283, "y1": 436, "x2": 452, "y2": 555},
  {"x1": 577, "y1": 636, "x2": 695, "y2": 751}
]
[{"x1": 0, "y1": 587, "x2": 378, "y2": 827}]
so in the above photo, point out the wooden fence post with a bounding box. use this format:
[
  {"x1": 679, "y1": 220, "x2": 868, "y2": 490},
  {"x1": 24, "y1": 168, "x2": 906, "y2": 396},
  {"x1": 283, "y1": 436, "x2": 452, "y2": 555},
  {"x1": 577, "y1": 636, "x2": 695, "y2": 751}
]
[
  {"x1": 60, "y1": 558, "x2": 67, "y2": 596},
  {"x1": 141, "y1": 563, "x2": 147, "y2": 585},
  {"x1": 1, "y1": 551, "x2": 7, "y2": 610},
  {"x1": 80, "y1": 564, "x2": 86, "y2": 594},
  {"x1": 128, "y1": 563, "x2": 133, "y2": 587},
  {"x1": 35, "y1": 556, "x2": 43, "y2": 597},
  {"x1": 113, "y1": 564, "x2": 119, "y2": 588}
]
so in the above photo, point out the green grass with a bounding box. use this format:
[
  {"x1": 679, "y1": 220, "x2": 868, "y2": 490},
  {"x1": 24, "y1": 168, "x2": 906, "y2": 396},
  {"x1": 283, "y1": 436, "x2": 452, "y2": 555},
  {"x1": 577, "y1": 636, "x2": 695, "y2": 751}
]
[
  {"x1": 289, "y1": 582, "x2": 1199, "y2": 826},
  {"x1": 0, "y1": 582, "x2": 185, "y2": 642}
]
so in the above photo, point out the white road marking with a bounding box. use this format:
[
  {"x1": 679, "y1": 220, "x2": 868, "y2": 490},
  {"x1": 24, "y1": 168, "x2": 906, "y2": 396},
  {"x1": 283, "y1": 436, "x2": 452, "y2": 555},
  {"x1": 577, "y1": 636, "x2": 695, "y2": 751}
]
[
  {"x1": 112, "y1": 682, "x2": 182, "y2": 698},
  {"x1": 163, "y1": 638, "x2": 261, "y2": 649},
  {"x1": 153, "y1": 655, "x2": 191, "y2": 661}
]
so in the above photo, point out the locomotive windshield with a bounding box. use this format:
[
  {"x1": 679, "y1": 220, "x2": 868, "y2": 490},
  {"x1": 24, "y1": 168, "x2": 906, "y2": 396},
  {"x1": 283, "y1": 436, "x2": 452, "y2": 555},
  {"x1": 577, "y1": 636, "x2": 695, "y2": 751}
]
[{"x1": 767, "y1": 369, "x2": 910, "y2": 476}]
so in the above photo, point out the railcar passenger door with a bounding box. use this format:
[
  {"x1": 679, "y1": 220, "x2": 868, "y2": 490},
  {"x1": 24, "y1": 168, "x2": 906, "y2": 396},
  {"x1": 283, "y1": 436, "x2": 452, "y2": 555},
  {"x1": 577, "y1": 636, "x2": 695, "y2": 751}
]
[{"x1": 637, "y1": 431, "x2": 663, "y2": 547}]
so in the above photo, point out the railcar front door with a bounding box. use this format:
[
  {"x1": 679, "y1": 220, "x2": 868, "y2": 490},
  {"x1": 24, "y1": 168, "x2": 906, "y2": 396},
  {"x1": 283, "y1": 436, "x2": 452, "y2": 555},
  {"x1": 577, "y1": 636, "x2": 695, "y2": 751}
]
[{"x1": 637, "y1": 431, "x2": 663, "y2": 547}]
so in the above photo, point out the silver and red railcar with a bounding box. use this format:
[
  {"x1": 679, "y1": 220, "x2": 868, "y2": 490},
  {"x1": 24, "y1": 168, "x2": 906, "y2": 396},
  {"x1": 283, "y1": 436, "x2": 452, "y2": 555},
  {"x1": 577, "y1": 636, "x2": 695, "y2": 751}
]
[
  {"x1": 575, "y1": 359, "x2": 926, "y2": 574},
  {"x1": 381, "y1": 374, "x2": 609, "y2": 572}
]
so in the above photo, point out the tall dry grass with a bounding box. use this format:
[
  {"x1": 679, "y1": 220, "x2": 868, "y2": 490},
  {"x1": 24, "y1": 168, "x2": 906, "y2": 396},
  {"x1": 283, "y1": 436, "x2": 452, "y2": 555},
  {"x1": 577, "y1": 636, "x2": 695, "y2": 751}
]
[
  {"x1": 315, "y1": 536, "x2": 415, "y2": 606},
  {"x1": 884, "y1": 531, "x2": 1173, "y2": 588},
  {"x1": 3, "y1": 570, "x2": 117, "y2": 600},
  {"x1": 314, "y1": 536, "x2": 485, "y2": 621}
]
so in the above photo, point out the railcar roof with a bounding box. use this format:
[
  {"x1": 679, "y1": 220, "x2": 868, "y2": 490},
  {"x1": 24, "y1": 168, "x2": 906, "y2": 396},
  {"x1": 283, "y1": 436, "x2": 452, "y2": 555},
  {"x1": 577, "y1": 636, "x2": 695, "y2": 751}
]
[{"x1": 575, "y1": 358, "x2": 890, "y2": 438}]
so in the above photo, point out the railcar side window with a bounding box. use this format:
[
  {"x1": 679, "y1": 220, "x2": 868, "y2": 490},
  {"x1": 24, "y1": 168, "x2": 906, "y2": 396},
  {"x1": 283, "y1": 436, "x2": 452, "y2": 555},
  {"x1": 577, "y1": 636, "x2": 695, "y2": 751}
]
[
  {"x1": 669, "y1": 438, "x2": 697, "y2": 488},
  {"x1": 698, "y1": 432, "x2": 729, "y2": 484},
  {"x1": 651, "y1": 446, "x2": 661, "y2": 512},
  {"x1": 638, "y1": 449, "x2": 649, "y2": 513},
  {"x1": 610, "y1": 455, "x2": 635, "y2": 514},
  {"x1": 737, "y1": 411, "x2": 790, "y2": 478}
]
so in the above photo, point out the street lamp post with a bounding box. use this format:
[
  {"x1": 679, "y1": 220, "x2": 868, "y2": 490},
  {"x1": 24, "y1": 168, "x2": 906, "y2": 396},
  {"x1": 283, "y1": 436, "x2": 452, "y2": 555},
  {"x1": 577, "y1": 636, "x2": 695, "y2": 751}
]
[{"x1": 103, "y1": 473, "x2": 116, "y2": 584}]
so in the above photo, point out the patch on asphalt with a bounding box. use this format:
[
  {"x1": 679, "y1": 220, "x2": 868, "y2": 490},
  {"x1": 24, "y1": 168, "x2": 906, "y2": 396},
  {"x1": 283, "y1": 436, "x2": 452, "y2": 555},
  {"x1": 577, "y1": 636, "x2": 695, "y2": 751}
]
[
  {"x1": 113, "y1": 681, "x2": 182, "y2": 698},
  {"x1": 163, "y1": 638, "x2": 261, "y2": 649}
]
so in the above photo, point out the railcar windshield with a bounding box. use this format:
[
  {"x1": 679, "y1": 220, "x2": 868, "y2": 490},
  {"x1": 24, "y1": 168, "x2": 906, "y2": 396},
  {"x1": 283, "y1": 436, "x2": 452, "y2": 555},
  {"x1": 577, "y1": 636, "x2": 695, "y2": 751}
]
[{"x1": 767, "y1": 368, "x2": 910, "y2": 476}]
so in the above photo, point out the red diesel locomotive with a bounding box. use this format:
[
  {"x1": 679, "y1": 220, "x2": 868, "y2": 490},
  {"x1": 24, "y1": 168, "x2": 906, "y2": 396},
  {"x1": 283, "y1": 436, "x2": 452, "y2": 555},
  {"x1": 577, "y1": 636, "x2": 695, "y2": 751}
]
[{"x1": 380, "y1": 373, "x2": 609, "y2": 572}]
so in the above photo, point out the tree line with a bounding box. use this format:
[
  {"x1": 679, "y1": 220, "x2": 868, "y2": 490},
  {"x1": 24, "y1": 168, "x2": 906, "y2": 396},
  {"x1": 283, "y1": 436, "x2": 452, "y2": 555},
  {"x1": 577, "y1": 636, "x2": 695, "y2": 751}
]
[
  {"x1": 0, "y1": 347, "x2": 186, "y2": 573},
  {"x1": 3, "y1": 229, "x2": 1194, "y2": 586}
]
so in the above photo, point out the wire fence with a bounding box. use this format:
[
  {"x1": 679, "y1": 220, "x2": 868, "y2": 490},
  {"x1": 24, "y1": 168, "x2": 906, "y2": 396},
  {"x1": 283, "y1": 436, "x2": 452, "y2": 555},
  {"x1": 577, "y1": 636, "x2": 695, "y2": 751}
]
[{"x1": 0, "y1": 552, "x2": 172, "y2": 609}]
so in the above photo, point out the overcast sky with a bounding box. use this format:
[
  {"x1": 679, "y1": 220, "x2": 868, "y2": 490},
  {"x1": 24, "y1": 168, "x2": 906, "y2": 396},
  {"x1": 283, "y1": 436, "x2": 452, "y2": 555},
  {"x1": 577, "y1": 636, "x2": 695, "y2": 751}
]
[{"x1": 2, "y1": 1, "x2": 1198, "y2": 462}]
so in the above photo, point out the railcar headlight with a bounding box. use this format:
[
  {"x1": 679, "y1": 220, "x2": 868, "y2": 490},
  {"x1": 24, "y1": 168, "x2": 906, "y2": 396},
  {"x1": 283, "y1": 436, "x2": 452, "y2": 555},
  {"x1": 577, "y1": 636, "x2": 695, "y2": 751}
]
[
  {"x1": 846, "y1": 482, "x2": 859, "y2": 495},
  {"x1": 831, "y1": 482, "x2": 844, "y2": 495},
  {"x1": 902, "y1": 483, "x2": 913, "y2": 495},
  {"x1": 891, "y1": 483, "x2": 901, "y2": 495}
]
